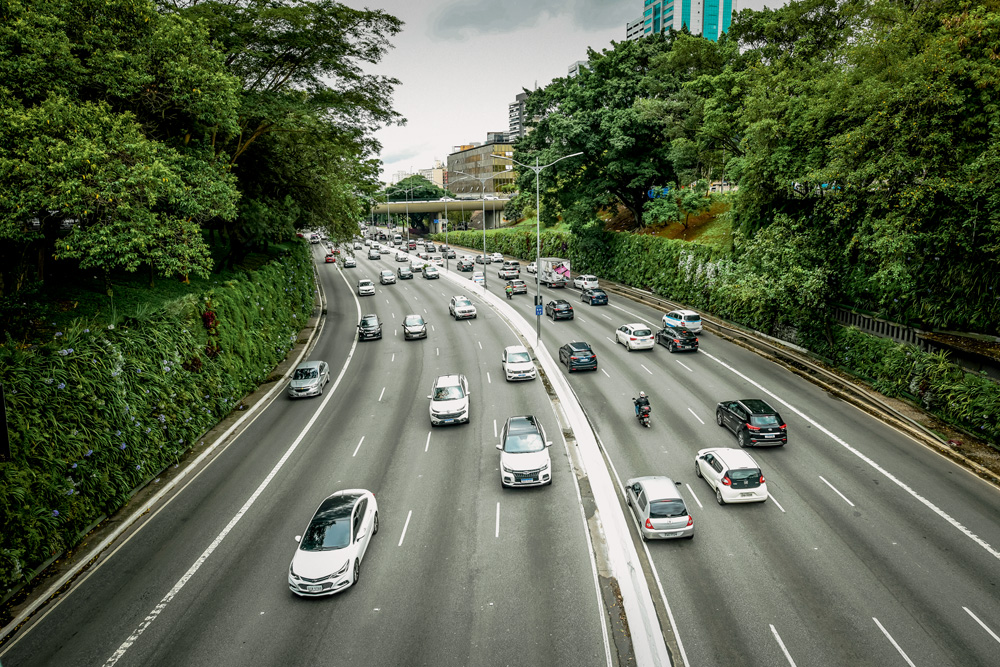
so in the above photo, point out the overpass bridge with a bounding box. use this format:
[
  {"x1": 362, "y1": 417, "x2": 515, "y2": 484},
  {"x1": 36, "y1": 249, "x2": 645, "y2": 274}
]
[{"x1": 372, "y1": 198, "x2": 510, "y2": 233}]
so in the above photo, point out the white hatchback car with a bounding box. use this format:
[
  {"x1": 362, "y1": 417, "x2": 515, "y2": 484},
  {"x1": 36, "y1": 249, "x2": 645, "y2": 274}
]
[
  {"x1": 526, "y1": 262, "x2": 537, "y2": 274},
  {"x1": 472, "y1": 272, "x2": 485, "y2": 286},
  {"x1": 695, "y1": 448, "x2": 768, "y2": 505},
  {"x1": 663, "y1": 309, "x2": 703, "y2": 333},
  {"x1": 573, "y1": 274, "x2": 599, "y2": 290},
  {"x1": 501, "y1": 345, "x2": 536, "y2": 381},
  {"x1": 497, "y1": 415, "x2": 552, "y2": 487},
  {"x1": 624, "y1": 476, "x2": 694, "y2": 540},
  {"x1": 615, "y1": 323, "x2": 655, "y2": 350},
  {"x1": 490, "y1": 252, "x2": 504, "y2": 263},
  {"x1": 428, "y1": 374, "x2": 470, "y2": 426},
  {"x1": 288, "y1": 489, "x2": 378, "y2": 596}
]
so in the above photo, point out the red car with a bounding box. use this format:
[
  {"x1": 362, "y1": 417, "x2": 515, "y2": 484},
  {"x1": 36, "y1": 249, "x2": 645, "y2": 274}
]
[{"x1": 325, "y1": 254, "x2": 336, "y2": 263}]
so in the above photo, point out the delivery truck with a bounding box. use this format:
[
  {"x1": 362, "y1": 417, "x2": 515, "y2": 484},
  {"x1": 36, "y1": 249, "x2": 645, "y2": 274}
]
[{"x1": 538, "y1": 257, "x2": 570, "y2": 288}]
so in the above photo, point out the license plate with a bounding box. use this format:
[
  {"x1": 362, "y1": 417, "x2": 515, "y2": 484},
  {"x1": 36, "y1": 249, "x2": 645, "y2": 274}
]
[
  {"x1": 444, "y1": 419, "x2": 454, "y2": 423},
  {"x1": 306, "y1": 585, "x2": 322, "y2": 592},
  {"x1": 765, "y1": 434, "x2": 774, "y2": 438},
  {"x1": 741, "y1": 492, "x2": 754, "y2": 497},
  {"x1": 521, "y1": 478, "x2": 534, "y2": 483}
]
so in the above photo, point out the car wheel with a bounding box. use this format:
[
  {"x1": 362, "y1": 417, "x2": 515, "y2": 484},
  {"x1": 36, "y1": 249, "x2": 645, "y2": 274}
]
[
  {"x1": 373, "y1": 511, "x2": 379, "y2": 535},
  {"x1": 738, "y1": 430, "x2": 748, "y2": 448},
  {"x1": 716, "y1": 411, "x2": 724, "y2": 427},
  {"x1": 695, "y1": 461, "x2": 702, "y2": 478},
  {"x1": 716, "y1": 488, "x2": 726, "y2": 505},
  {"x1": 353, "y1": 559, "x2": 360, "y2": 586},
  {"x1": 669, "y1": 343, "x2": 676, "y2": 353},
  {"x1": 318, "y1": 383, "x2": 324, "y2": 396}
]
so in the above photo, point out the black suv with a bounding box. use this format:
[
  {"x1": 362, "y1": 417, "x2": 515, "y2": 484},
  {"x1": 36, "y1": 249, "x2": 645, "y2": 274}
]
[
  {"x1": 655, "y1": 326, "x2": 699, "y2": 353},
  {"x1": 558, "y1": 342, "x2": 597, "y2": 372},
  {"x1": 715, "y1": 399, "x2": 786, "y2": 447},
  {"x1": 357, "y1": 314, "x2": 382, "y2": 341},
  {"x1": 545, "y1": 300, "x2": 574, "y2": 320}
]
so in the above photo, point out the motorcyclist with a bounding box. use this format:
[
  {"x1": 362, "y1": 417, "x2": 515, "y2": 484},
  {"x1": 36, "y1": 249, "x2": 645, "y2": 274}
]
[
  {"x1": 633, "y1": 391, "x2": 650, "y2": 416},
  {"x1": 505, "y1": 283, "x2": 513, "y2": 300}
]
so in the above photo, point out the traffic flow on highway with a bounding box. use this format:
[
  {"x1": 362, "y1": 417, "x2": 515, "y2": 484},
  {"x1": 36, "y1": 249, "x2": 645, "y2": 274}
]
[{"x1": 3, "y1": 225, "x2": 999, "y2": 667}]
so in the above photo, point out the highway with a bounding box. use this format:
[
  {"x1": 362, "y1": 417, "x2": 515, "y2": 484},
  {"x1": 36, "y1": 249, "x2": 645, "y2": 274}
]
[{"x1": 4, "y1": 232, "x2": 999, "y2": 667}]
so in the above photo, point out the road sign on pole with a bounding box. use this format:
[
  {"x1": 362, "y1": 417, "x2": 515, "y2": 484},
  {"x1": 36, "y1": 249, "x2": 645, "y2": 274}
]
[{"x1": 535, "y1": 305, "x2": 543, "y2": 317}]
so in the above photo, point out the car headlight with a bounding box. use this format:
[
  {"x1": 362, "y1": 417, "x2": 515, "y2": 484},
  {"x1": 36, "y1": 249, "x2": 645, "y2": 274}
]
[
  {"x1": 502, "y1": 465, "x2": 515, "y2": 473},
  {"x1": 333, "y1": 561, "x2": 350, "y2": 577}
]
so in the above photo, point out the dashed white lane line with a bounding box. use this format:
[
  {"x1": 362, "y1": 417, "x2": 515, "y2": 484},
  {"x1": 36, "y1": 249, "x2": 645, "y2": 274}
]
[
  {"x1": 602, "y1": 313, "x2": 613, "y2": 320},
  {"x1": 378, "y1": 387, "x2": 385, "y2": 402},
  {"x1": 436, "y1": 347, "x2": 439, "y2": 356},
  {"x1": 964, "y1": 606, "x2": 1000, "y2": 644},
  {"x1": 769, "y1": 492, "x2": 786, "y2": 513},
  {"x1": 385, "y1": 299, "x2": 389, "y2": 304},
  {"x1": 424, "y1": 431, "x2": 431, "y2": 453},
  {"x1": 687, "y1": 408, "x2": 704, "y2": 425},
  {"x1": 578, "y1": 317, "x2": 586, "y2": 323},
  {"x1": 352, "y1": 437, "x2": 365, "y2": 457},
  {"x1": 685, "y1": 484, "x2": 704, "y2": 509},
  {"x1": 701, "y1": 348, "x2": 1000, "y2": 560},
  {"x1": 819, "y1": 476, "x2": 855, "y2": 507},
  {"x1": 605, "y1": 336, "x2": 615, "y2": 344},
  {"x1": 493, "y1": 419, "x2": 498, "y2": 438},
  {"x1": 478, "y1": 340, "x2": 483, "y2": 349},
  {"x1": 487, "y1": 372, "x2": 492, "y2": 384},
  {"x1": 423, "y1": 307, "x2": 427, "y2": 313},
  {"x1": 769, "y1": 625, "x2": 798, "y2": 667},
  {"x1": 601, "y1": 368, "x2": 610, "y2": 378},
  {"x1": 394, "y1": 330, "x2": 397, "y2": 337},
  {"x1": 873, "y1": 617, "x2": 915, "y2": 667},
  {"x1": 398, "y1": 510, "x2": 413, "y2": 547},
  {"x1": 468, "y1": 320, "x2": 473, "y2": 326},
  {"x1": 495, "y1": 502, "x2": 500, "y2": 538},
  {"x1": 391, "y1": 353, "x2": 395, "y2": 362},
  {"x1": 640, "y1": 364, "x2": 653, "y2": 375},
  {"x1": 675, "y1": 360, "x2": 693, "y2": 372},
  {"x1": 391, "y1": 312, "x2": 395, "y2": 319},
  {"x1": 431, "y1": 325, "x2": 435, "y2": 332}
]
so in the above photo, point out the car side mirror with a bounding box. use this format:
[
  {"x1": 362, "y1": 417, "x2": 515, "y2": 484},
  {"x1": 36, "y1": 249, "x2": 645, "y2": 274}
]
[
  {"x1": 496, "y1": 443, "x2": 502, "y2": 450},
  {"x1": 545, "y1": 441, "x2": 552, "y2": 447},
  {"x1": 294, "y1": 535, "x2": 301, "y2": 543},
  {"x1": 427, "y1": 395, "x2": 433, "y2": 400}
]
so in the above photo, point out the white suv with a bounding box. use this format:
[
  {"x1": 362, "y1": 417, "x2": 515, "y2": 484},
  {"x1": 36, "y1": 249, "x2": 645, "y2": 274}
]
[
  {"x1": 573, "y1": 274, "x2": 599, "y2": 290},
  {"x1": 497, "y1": 415, "x2": 552, "y2": 487},
  {"x1": 663, "y1": 309, "x2": 703, "y2": 333},
  {"x1": 428, "y1": 374, "x2": 470, "y2": 426},
  {"x1": 449, "y1": 296, "x2": 477, "y2": 320},
  {"x1": 694, "y1": 448, "x2": 768, "y2": 505}
]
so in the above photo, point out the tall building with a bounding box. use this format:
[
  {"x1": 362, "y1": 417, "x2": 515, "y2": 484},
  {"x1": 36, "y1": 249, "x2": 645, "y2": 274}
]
[
  {"x1": 419, "y1": 160, "x2": 445, "y2": 188},
  {"x1": 508, "y1": 92, "x2": 529, "y2": 140},
  {"x1": 641, "y1": 1, "x2": 785, "y2": 41},
  {"x1": 568, "y1": 60, "x2": 588, "y2": 78},
  {"x1": 627, "y1": 16, "x2": 645, "y2": 41},
  {"x1": 446, "y1": 134, "x2": 515, "y2": 197}
]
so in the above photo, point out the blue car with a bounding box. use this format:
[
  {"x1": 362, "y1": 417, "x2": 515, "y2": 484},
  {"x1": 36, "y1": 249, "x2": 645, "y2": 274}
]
[{"x1": 581, "y1": 288, "x2": 608, "y2": 305}]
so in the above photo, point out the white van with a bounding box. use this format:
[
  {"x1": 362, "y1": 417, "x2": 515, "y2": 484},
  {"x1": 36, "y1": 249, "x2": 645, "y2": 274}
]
[{"x1": 393, "y1": 233, "x2": 402, "y2": 246}]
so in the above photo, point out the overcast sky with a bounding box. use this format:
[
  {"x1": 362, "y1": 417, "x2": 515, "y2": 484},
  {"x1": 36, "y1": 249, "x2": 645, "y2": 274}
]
[{"x1": 345, "y1": 0, "x2": 633, "y2": 183}]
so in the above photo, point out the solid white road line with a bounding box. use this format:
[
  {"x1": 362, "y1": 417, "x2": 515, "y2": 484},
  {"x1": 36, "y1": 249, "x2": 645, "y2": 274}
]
[
  {"x1": 398, "y1": 510, "x2": 413, "y2": 547},
  {"x1": 352, "y1": 437, "x2": 365, "y2": 457},
  {"x1": 687, "y1": 408, "x2": 704, "y2": 425},
  {"x1": 487, "y1": 372, "x2": 492, "y2": 384},
  {"x1": 675, "y1": 360, "x2": 693, "y2": 372},
  {"x1": 769, "y1": 625, "x2": 798, "y2": 667},
  {"x1": 873, "y1": 617, "x2": 916, "y2": 667},
  {"x1": 701, "y1": 349, "x2": 1000, "y2": 561},
  {"x1": 640, "y1": 364, "x2": 653, "y2": 375},
  {"x1": 964, "y1": 606, "x2": 1000, "y2": 644},
  {"x1": 819, "y1": 476, "x2": 855, "y2": 507},
  {"x1": 495, "y1": 502, "x2": 500, "y2": 538},
  {"x1": 601, "y1": 368, "x2": 610, "y2": 378},
  {"x1": 424, "y1": 432, "x2": 431, "y2": 453},
  {"x1": 378, "y1": 387, "x2": 385, "y2": 402},
  {"x1": 684, "y1": 484, "x2": 704, "y2": 509}
]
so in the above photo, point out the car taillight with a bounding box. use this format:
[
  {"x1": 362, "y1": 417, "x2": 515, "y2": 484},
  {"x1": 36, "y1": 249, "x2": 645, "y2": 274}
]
[
  {"x1": 780, "y1": 424, "x2": 786, "y2": 429},
  {"x1": 722, "y1": 476, "x2": 732, "y2": 486},
  {"x1": 686, "y1": 516, "x2": 693, "y2": 527},
  {"x1": 673, "y1": 339, "x2": 680, "y2": 343},
  {"x1": 746, "y1": 423, "x2": 760, "y2": 431},
  {"x1": 645, "y1": 518, "x2": 654, "y2": 530},
  {"x1": 694, "y1": 338, "x2": 699, "y2": 343},
  {"x1": 570, "y1": 356, "x2": 579, "y2": 360},
  {"x1": 630, "y1": 337, "x2": 637, "y2": 341},
  {"x1": 760, "y1": 475, "x2": 766, "y2": 484}
]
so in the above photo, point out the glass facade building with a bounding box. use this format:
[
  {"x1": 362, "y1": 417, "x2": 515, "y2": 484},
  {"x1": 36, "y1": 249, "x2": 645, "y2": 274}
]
[{"x1": 641, "y1": 0, "x2": 738, "y2": 41}]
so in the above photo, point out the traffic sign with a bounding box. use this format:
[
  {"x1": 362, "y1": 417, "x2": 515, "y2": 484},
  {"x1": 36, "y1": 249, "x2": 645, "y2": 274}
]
[{"x1": 535, "y1": 305, "x2": 543, "y2": 316}]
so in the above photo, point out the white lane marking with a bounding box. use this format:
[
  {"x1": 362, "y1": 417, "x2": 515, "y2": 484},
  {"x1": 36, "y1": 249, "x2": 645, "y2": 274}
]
[
  {"x1": 391, "y1": 312, "x2": 395, "y2": 319},
  {"x1": 608, "y1": 302, "x2": 655, "y2": 329},
  {"x1": 436, "y1": 347, "x2": 439, "y2": 356},
  {"x1": 687, "y1": 408, "x2": 704, "y2": 425},
  {"x1": 578, "y1": 317, "x2": 587, "y2": 323},
  {"x1": 684, "y1": 484, "x2": 704, "y2": 509},
  {"x1": 378, "y1": 387, "x2": 385, "y2": 402},
  {"x1": 640, "y1": 364, "x2": 653, "y2": 375},
  {"x1": 391, "y1": 353, "x2": 395, "y2": 362},
  {"x1": 675, "y1": 360, "x2": 693, "y2": 372},
  {"x1": 873, "y1": 618, "x2": 915, "y2": 667},
  {"x1": 601, "y1": 368, "x2": 610, "y2": 378},
  {"x1": 431, "y1": 325, "x2": 435, "y2": 332},
  {"x1": 424, "y1": 431, "x2": 431, "y2": 453},
  {"x1": 700, "y1": 349, "x2": 1000, "y2": 560},
  {"x1": 495, "y1": 502, "x2": 500, "y2": 538},
  {"x1": 964, "y1": 606, "x2": 1000, "y2": 644},
  {"x1": 352, "y1": 437, "x2": 365, "y2": 457},
  {"x1": 468, "y1": 320, "x2": 473, "y2": 326},
  {"x1": 398, "y1": 510, "x2": 413, "y2": 547},
  {"x1": 441, "y1": 292, "x2": 447, "y2": 296},
  {"x1": 768, "y1": 492, "x2": 786, "y2": 513},
  {"x1": 819, "y1": 476, "x2": 855, "y2": 507},
  {"x1": 394, "y1": 330, "x2": 397, "y2": 337},
  {"x1": 493, "y1": 419, "x2": 498, "y2": 438},
  {"x1": 478, "y1": 340, "x2": 483, "y2": 349},
  {"x1": 602, "y1": 313, "x2": 613, "y2": 320},
  {"x1": 385, "y1": 299, "x2": 389, "y2": 304},
  {"x1": 769, "y1": 625, "x2": 798, "y2": 667},
  {"x1": 487, "y1": 372, "x2": 492, "y2": 384},
  {"x1": 605, "y1": 336, "x2": 615, "y2": 344},
  {"x1": 423, "y1": 307, "x2": 427, "y2": 313}
]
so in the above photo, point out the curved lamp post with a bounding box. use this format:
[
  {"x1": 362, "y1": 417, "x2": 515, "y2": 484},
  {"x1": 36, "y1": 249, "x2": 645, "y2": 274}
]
[
  {"x1": 495, "y1": 151, "x2": 583, "y2": 347},
  {"x1": 449, "y1": 169, "x2": 505, "y2": 291}
]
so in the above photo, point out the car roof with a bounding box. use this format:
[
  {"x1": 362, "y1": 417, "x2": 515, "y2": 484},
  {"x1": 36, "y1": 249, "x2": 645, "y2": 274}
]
[
  {"x1": 673, "y1": 309, "x2": 700, "y2": 316},
  {"x1": 625, "y1": 322, "x2": 648, "y2": 328},
  {"x1": 507, "y1": 415, "x2": 540, "y2": 435},
  {"x1": 358, "y1": 279, "x2": 372, "y2": 284},
  {"x1": 504, "y1": 345, "x2": 529, "y2": 354},
  {"x1": 296, "y1": 360, "x2": 324, "y2": 371},
  {"x1": 566, "y1": 341, "x2": 592, "y2": 351},
  {"x1": 314, "y1": 491, "x2": 364, "y2": 520},
  {"x1": 739, "y1": 399, "x2": 777, "y2": 413},
  {"x1": 698, "y1": 447, "x2": 761, "y2": 470},
  {"x1": 434, "y1": 374, "x2": 463, "y2": 386},
  {"x1": 627, "y1": 476, "x2": 682, "y2": 500},
  {"x1": 552, "y1": 299, "x2": 570, "y2": 305},
  {"x1": 361, "y1": 313, "x2": 378, "y2": 319}
]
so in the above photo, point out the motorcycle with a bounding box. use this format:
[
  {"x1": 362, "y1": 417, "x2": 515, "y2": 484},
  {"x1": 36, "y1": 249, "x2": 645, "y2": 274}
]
[{"x1": 633, "y1": 399, "x2": 651, "y2": 428}]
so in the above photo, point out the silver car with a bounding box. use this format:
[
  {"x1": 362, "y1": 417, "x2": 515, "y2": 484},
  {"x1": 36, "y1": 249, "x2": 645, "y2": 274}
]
[
  {"x1": 403, "y1": 314, "x2": 427, "y2": 340},
  {"x1": 379, "y1": 269, "x2": 396, "y2": 285},
  {"x1": 624, "y1": 476, "x2": 694, "y2": 540},
  {"x1": 357, "y1": 279, "x2": 375, "y2": 296},
  {"x1": 287, "y1": 360, "x2": 330, "y2": 398}
]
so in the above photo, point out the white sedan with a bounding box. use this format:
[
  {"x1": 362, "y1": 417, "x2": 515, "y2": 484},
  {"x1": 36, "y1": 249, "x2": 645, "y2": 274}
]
[
  {"x1": 573, "y1": 274, "x2": 599, "y2": 290},
  {"x1": 288, "y1": 489, "x2": 378, "y2": 596},
  {"x1": 395, "y1": 252, "x2": 409, "y2": 262},
  {"x1": 615, "y1": 323, "x2": 655, "y2": 350},
  {"x1": 472, "y1": 272, "x2": 485, "y2": 286}
]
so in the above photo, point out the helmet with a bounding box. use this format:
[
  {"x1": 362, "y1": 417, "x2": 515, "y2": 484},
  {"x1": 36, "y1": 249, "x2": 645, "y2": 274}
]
[{"x1": 639, "y1": 391, "x2": 646, "y2": 398}]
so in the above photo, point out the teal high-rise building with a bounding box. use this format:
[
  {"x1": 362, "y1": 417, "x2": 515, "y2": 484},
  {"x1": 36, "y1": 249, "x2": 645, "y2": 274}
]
[{"x1": 641, "y1": 0, "x2": 737, "y2": 41}]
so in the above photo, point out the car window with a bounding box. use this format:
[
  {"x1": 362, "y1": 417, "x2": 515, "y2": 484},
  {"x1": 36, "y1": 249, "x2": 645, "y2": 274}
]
[
  {"x1": 404, "y1": 316, "x2": 424, "y2": 326},
  {"x1": 684, "y1": 314, "x2": 701, "y2": 322},
  {"x1": 751, "y1": 414, "x2": 780, "y2": 427},
  {"x1": 711, "y1": 459, "x2": 724, "y2": 473},
  {"x1": 729, "y1": 468, "x2": 761, "y2": 483},
  {"x1": 433, "y1": 385, "x2": 465, "y2": 400},
  {"x1": 633, "y1": 329, "x2": 652, "y2": 337},
  {"x1": 455, "y1": 299, "x2": 472, "y2": 307},
  {"x1": 503, "y1": 432, "x2": 544, "y2": 453},
  {"x1": 293, "y1": 368, "x2": 318, "y2": 380},
  {"x1": 649, "y1": 500, "x2": 687, "y2": 519},
  {"x1": 301, "y1": 515, "x2": 351, "y2": 551},
  {"x1": 362, "y1": 317, "x2": 378, "y2": 326},
  {"x1": 636, "y1": 489, "x2": 648, "y2": 510},
  {"x1": 508, "y1": 351, "x2": 531, "y2": 363}
]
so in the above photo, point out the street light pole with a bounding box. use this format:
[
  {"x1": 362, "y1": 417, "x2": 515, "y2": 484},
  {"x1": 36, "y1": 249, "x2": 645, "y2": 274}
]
[
  {"x1": 495, "y1": 151, "x2": 583, "y2": 347},
  {"x1": 450, "y1": 169, "x2": 502, "y2": 292}
]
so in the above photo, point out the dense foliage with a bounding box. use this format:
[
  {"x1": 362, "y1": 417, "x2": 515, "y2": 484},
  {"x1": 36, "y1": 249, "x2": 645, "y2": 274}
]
[{"x1": 0, "y1": 243, "x2": 313, "y2": 598}]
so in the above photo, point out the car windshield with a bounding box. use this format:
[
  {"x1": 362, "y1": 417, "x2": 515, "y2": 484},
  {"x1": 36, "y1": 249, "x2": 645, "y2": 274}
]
[
  {"x1": 360, "y1": 281, "x2": 372, "y2": 286},
  {"x1": 750, "y1": 414, "x2": 780, "y2": 427},
  {"x1": 293, "y1": 368, "x2": 318, "y2": 380},
  {"x1": 649, "y1": 500, "x2": 688, "y2": 519},
  {"x1": 455, "y1": 300, "x2": 472, "y2": 307},
  {"x1": 592, "y1": 290, "x2": 606, "y2": 297},
  {"x1": 433, "y1": 385, "x2": 465, "y2": 401},
  {"x1": 729, "y1": 468, "x2": 761, "y2": 483},
  {"x1": 633, "y1": 329, "x2": 652, "y2": 336},
  {"x1": 571, "y1": 345, "x2": 591, "y2": 355},
  {"x1": 508, "y1": 351, "x2": 531, "y2": 363},
  {"x1": 300, "y1": 497, "x2": 356, "y2": 551},
  {"x1": 404, "y1": 316, "x2": 424, "y2": 326},
  {"x1": 504, "y1": 432, "x2": 544, "y2": 453},
  {"x1": 362, "y1": 318, "x2": 377, "y2": 326}
]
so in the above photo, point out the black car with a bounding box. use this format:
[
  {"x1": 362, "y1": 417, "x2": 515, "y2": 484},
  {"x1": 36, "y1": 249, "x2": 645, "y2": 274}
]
[
  {"x1": 357, "y1": 314, "x2": 382, "y2": 341},
  {"x1": 655, "y1": 326, "x2": 699, "y2": 353},
  {"x1": 457, "y1": 259, "x2": 474, "y2": 271},
  {"x1": 545, "y1": 300, "x2": 574, "y2": 320},
  {"x1": 558, "y1": 342, "x2": 598, "y2": 372},
  {"x1": 716, "y1": 399, "x2": 787, "y2": 447},
  {"x1": 581, "y1": 288, "x2": 608, "y2": 305}
]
